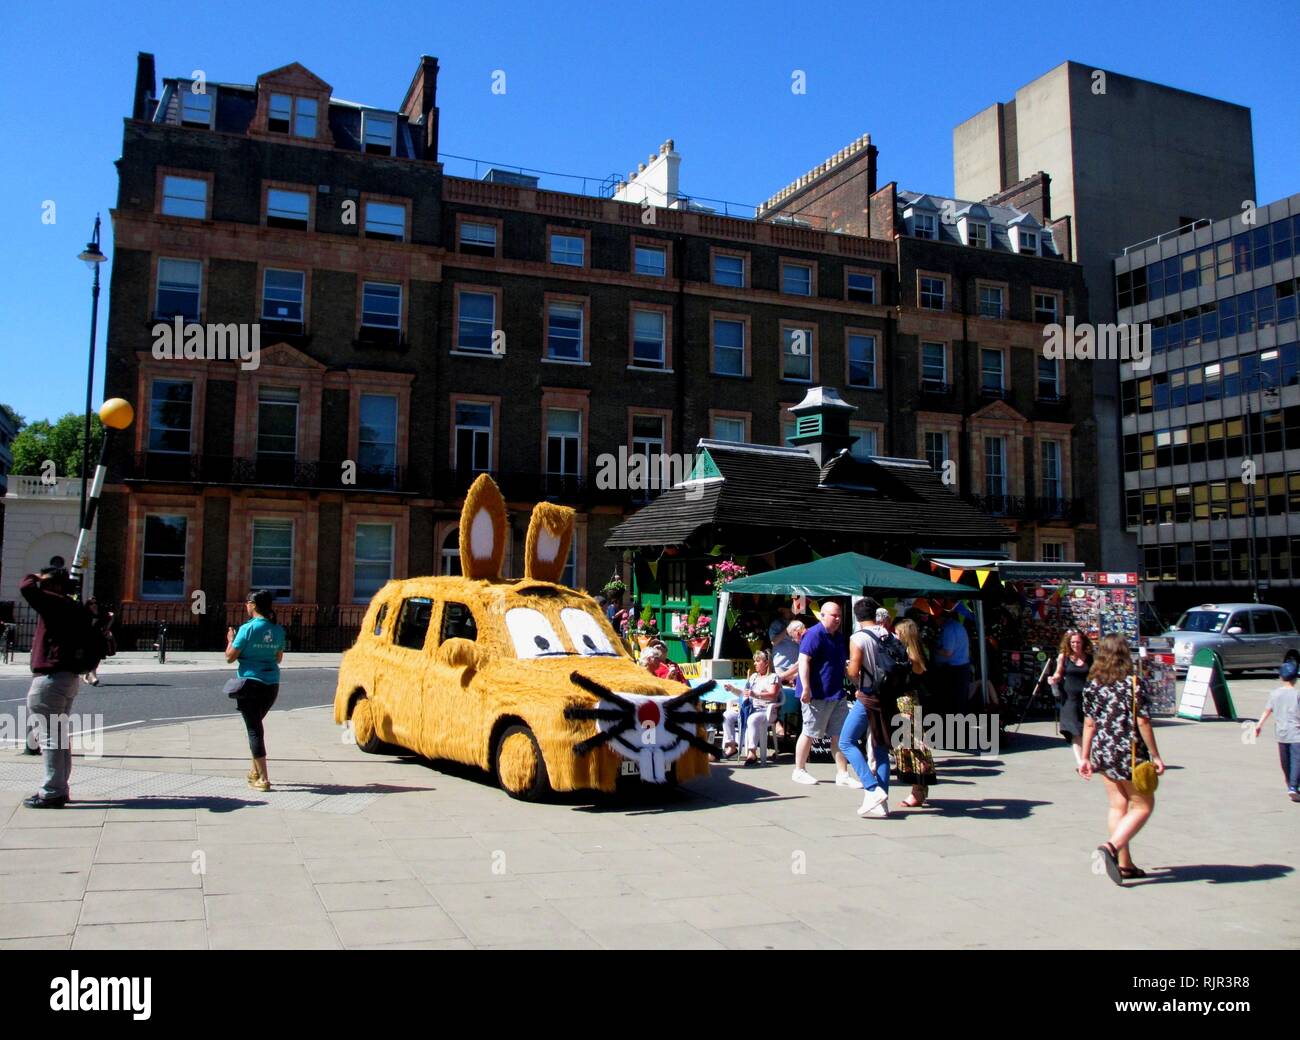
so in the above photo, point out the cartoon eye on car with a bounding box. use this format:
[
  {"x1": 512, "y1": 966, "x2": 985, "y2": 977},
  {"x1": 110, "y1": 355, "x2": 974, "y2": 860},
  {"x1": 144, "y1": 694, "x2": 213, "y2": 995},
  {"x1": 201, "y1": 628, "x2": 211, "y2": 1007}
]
[{"x1": 333, "y1": 474, "x2": 718, "y2": 800}]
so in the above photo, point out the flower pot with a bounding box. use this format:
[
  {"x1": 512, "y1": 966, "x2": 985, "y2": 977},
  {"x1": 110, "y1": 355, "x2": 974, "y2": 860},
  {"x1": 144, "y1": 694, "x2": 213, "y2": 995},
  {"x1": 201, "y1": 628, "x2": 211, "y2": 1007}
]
[
  {"x1": 636, "y1": 635, "x2": 651, "y2": 648},
  {"x1": 689, "y1": 637, "x2": 711, "y2": 658}
]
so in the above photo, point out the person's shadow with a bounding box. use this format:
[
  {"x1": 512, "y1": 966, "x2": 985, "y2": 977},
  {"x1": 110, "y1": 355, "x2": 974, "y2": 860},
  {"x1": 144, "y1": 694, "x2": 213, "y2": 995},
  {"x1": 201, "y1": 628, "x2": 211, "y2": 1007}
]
[{"x1": 1123, "y1": 863, "x2": 1293, "y2": 886}]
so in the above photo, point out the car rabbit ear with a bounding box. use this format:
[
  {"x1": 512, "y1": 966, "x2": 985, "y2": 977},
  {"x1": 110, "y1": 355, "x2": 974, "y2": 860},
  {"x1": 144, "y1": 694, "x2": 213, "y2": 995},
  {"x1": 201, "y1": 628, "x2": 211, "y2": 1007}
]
[
  {"x1": 459, "y1": 474, "x2": 509, "y2": 580},
  {"x1": 524, "y1": 501, "x2": 575, "y2": 584}
]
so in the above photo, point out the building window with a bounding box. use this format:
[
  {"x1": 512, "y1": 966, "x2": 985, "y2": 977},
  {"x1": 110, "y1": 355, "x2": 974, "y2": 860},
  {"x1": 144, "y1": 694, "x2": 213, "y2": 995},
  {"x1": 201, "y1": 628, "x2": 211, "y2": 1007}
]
[
  {"x1": 148, "y1": 380, "x2": 193, "y2": 454},
  {"x1": 632, "y1": 309, "x2": 665, "y2": 368},
  {"x1": 924, "y1": 431, "x2": 949, "y2": 473},
  {"x1": 262, "y1": 269, "x2": 305, "y2": 325},
  {"x1": 454, "y1": 402, "x2": 492, "y2": 474},
  {"x1": 161, "y1": 175, "x2": 207, "y2": 219},
  {"x1": 180, "y1": 88, "x2": 212, "y2": 128},
  {"x1": 550, "y1": 233, "x2": 585, "y2": 267},
  {"x1": 257, "y1": 387, "x2": 299, "y2": 461},
  {"x1": 267, "y1": 94, "x2": 314, "y2": 136},
  {"x1": 782, "y1": 326, "x2": 813, "y2": 381},
  {"x1": 1038, "y1": 356, "x2": 1062, "y2": 399},
  {"x1": 632, "y1": 414, "x2": 665, "y2": 501},
  {"x1": 561, "y1": 539, "x2": 577, "y2": 589},
  {"x1": 978, "y1": 286, "x2": 1004, "y2": 319},
  {"x1": 459, "y1": 221, "x2": 497, "y2": 256},
  {"x1": 850, "y1": 426, "x2": 876, "y2": 462},
  {"x1": 1018, "y1": 230, "x2": 1039, "y2": 256},
  {"x1": 546, "y1": 408, "x2": 581, "y2": 485},
  {"x1": 1033, "y1": 292, "x2": 1059, "y2": 324},
  {"x1": 981, "y1": 349, "x2": 1005, "y2": 394},
  {"x1": 353, "y1": 523, "x2": 394, "y2": 603},
  {"x1": 440, "y1": 529, "x2": 461, "y2": 576},
  {"x1": 358, "y1": 394, "x2": 398, "y2": 484},
  {"x1": 546, "y1": 302, "x2": 584, "y2": 361},
  {"x1": 913, "y1": 213, "x2": 937, "y2": 240},
  {"x1": 919, "y1": 276, "x2": 946, "y2": 311},
  {"x1": 364, "y1": 201, "x2": 406, "y2": 241},
  {"x1": 156, "y1": 258, "x2": 201, "y2": 321},
  {"x1": 713, "y1": 318, "x2": 745, "y2": 376},
  {"x1": 782, "y1": 262, "x2": 813, "y2": 296},
  {"x1": 635, "y1": 245, "x2": 666, "y2": 277},
  {"x1": 984, "y1": 436, "x2": 1008, "y2": 502},
  {"x1": 362, "y1": 111, "x2": 396, "y2": 155},
  {"x1": 847, "y1": 271, "x2": 876, "y2": 303},
  {"x1": 966, "y1": 222, "x2": 989, "y2": 249},
  {"x1": 847, "y1": 333, "x2": 877, "y2": 388},
  {"x1": 1041, "y1": 541, "x2": 1065, "y2": 563},
  {"x1": 712, "y1": 416, "x2": 747, "y2": 442},
  {"x1": 266, "y1": 188, "x2": 309, "y2": 229},
  {"x1": 141, "y1": 514, "x2": 187, "y2": 599},
  {"x1": 921, "y1": 342, "x2": 947, "y2": 388},
  {"x1": 456, "y1": 290, "x2": 495, "y2": 352},
  {"x1": 361, "y1": 281, "x2": 402, "y2": 330},
  {"x1": 1042, "y1": 441, "x2": 1063, "y2": 502},
  {"x1": 251, "y1": 519, "x2": 293, "y2": 599},
  {"x1": 713, "y1": 254, "x2": 745, "y2": 287}
]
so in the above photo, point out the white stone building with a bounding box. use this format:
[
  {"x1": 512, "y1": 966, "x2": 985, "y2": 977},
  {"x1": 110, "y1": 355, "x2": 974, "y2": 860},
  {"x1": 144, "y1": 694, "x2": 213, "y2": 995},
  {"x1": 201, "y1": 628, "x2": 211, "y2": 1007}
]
[{"x1": 1, "y1": 476, "x2": 92, "y2": 605}]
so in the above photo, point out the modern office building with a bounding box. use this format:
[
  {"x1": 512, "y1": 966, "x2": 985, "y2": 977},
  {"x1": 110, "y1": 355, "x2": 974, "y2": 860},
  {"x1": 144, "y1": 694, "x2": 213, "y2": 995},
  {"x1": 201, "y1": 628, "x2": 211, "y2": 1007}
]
[
  {"x1": 95, "y1": 51, "x2": 1097, "y2": 645},
  {"x1": 1116, "y1": 193, "x2": 1300, "y2": 616},
  {"x1": 955, "y1": 61, "x2": 1257, "y2": 570}
]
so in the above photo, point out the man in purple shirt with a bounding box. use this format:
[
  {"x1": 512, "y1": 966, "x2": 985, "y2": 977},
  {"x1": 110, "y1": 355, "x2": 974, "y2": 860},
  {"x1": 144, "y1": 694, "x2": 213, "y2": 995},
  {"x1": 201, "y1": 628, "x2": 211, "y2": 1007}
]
[{"x1": 791, "y1": 600, "x2": 855, "y2": 786}]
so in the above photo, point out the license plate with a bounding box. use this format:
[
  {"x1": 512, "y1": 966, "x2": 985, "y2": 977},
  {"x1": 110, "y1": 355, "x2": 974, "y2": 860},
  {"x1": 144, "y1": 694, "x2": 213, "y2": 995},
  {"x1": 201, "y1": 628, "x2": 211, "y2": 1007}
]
[{"x1": 619, "y1": 760, "x2": 639, "y2": 777}]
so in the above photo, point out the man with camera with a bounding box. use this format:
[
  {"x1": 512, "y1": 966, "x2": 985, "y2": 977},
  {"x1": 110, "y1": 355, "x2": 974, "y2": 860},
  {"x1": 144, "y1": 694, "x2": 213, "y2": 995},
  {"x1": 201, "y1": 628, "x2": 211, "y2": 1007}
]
[{"x1": 19, "y1": 565, "x2": 99, "y2": 808}]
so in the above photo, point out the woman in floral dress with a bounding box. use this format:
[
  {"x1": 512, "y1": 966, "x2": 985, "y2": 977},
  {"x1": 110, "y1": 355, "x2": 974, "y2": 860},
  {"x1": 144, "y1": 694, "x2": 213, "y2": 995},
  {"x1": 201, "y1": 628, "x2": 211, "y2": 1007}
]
[
  {"x1": 893, "y1": 620, "x2": 937, "y2": 807},
  {"x1": 1079, "y1": 634, "x2": 1167, "y2": 885}
]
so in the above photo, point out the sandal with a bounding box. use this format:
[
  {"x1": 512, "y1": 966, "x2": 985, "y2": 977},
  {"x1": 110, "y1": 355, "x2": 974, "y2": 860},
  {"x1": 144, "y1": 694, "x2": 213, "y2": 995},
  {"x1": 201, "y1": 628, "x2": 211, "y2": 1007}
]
[
  {"x1": 722, "y1": 744, "x2": 738, "y2": 759},
  {"x1": 743, "y1": 754, "x2": 757, "y2": 768},
  {"x1": 1118, "y1": 866, "x2": 1147, "y2": 879},
  {"x1": 898, "y1": 795, "x2": 920, "y2": 807},
  {"x1": 1098, "y1": 842, "x2": 1124, "y2": 886}
]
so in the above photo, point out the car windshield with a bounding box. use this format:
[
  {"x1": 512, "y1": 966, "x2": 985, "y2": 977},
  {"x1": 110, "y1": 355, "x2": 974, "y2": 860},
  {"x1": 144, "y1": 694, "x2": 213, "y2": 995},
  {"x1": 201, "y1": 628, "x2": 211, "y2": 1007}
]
[{"x1": 1173, "y1": 610, "x2": 1229, "y2": 633}]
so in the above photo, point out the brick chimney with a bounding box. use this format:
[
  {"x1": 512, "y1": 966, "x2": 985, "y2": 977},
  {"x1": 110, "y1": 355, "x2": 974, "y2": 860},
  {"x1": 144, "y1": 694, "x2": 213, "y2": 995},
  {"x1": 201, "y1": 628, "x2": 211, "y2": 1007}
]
[
  {"x1": 400, "y1": 54, "x2": 441, "y2": 158},
  {"x1": 133, "y1": 52, "x2": 156, "y2": 121}
]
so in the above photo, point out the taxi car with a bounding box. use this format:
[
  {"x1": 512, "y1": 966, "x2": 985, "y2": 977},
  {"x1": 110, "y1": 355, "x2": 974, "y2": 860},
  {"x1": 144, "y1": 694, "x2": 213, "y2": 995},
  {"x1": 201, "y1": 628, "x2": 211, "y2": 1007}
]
[{"x1": 334, "y1": 475, "x2": 715, "y2": 799}]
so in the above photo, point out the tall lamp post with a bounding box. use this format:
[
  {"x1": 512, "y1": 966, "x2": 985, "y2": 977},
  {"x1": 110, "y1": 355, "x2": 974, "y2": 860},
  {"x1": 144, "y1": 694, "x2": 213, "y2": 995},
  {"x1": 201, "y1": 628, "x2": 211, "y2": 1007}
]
[{"x1": 77, "y1": 216, "x2": 108, "y2": 534}]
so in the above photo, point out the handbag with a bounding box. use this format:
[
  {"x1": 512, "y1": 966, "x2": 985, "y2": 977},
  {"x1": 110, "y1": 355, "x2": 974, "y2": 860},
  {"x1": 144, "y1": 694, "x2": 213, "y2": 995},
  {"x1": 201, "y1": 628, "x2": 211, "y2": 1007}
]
[
  {"x1": 223, "y1": 676, "x2": 249, "y2": 698},
  {"x1": 1130, "y1": 672, "x2": 1159, "y2": 795}
]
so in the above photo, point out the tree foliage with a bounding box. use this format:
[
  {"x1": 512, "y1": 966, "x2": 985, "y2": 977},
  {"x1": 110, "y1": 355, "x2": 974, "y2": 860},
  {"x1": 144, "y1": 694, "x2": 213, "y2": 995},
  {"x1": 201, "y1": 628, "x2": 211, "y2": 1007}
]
[{"x1": 11, "y1": 412, "x2": 104, "y2": 478}]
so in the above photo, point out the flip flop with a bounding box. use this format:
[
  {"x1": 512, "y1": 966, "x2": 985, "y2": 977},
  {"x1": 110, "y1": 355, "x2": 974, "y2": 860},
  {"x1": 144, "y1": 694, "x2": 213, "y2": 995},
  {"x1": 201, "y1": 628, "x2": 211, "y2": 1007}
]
[
  {"x1": 1098, "y1": 842, "x2": 1124, "y2": 886},
  {"x1": 898, "y1": 795, "x2": 920, "y2": 807},
  {"x1": 1118, "y1": 866, "x2": 1146, "y2": 879}
]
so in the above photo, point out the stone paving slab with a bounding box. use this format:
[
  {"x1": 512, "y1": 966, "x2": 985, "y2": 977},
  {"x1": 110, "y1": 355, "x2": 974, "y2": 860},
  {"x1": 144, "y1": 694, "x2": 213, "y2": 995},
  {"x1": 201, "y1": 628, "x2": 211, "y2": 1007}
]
[{"x1": 0, "y1": 685, "x2": 1296, "y2": 949}]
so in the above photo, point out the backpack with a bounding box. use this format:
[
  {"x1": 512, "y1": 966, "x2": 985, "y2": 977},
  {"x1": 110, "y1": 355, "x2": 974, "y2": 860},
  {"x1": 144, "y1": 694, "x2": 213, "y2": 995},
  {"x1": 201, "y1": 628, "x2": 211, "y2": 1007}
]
[
  {"x1": 74, "y1": 604, "x2": 114, "y2": 672},
  {"x1": 860, "y1": 629, "x2": 913, "y2": 699}
]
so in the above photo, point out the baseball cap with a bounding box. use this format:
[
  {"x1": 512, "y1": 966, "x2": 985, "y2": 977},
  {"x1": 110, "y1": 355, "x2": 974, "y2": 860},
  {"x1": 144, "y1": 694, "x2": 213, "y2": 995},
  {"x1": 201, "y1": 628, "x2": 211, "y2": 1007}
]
[{"x1": 1279, "y1": 660, "x2": 1298, "y2": 681}]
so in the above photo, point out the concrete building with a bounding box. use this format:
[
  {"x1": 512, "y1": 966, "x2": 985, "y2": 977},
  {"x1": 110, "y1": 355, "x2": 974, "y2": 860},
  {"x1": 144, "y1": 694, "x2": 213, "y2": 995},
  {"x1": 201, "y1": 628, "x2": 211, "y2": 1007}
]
[
  {"x1": 954, "y1": 61, "x2": 1257, "y2": 571},
  {"x1": 1116, "y1": 194, "x2": 1300, "y2": 617},
  {"x1": 0, "y1": 476, "x2": 89, "y2": 606}
]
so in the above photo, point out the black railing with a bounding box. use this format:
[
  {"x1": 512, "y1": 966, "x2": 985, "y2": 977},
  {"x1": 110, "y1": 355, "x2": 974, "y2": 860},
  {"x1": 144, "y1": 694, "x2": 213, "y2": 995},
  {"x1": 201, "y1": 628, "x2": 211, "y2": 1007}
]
[
  {"x1": 128, "y1": 453, "x2": 409, "y2": 492},
  {"x1": 447, "y1": 468, "x2": 634, "y2": 506}
]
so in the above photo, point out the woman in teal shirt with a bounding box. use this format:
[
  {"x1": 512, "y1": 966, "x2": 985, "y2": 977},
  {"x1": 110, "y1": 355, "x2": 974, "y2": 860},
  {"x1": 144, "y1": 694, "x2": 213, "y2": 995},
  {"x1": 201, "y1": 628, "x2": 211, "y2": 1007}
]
[{"x1": 225, "y1": 590, "x2": 286, "y2": 792}]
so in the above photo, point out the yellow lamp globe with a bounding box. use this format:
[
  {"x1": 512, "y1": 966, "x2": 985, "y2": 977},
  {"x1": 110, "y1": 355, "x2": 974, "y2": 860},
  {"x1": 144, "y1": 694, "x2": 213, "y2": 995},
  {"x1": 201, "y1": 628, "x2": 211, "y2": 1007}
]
[{"x1": 99, "y1": 398, "x2": 134, "y2": 430}]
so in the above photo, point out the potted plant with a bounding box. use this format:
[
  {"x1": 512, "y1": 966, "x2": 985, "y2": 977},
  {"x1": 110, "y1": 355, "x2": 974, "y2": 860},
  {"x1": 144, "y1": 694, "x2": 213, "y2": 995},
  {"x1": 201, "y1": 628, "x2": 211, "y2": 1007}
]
[
  {"x1": 704, "y1": 558, "x2": 749, "y2": 594},
  {"x1": 601, "y1": 573, "x2": 625, "y2": 599},
  {"x1": 623, "y1": 605, "x2": 659, "y2": 648},
  {"x1": 676, "y1": 604, "x2": 715, "y2": 658}
]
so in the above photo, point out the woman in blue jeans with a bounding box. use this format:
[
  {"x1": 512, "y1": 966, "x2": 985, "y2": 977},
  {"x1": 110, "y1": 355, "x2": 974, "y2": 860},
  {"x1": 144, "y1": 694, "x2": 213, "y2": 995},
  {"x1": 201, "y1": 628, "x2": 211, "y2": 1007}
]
[{"x1": 841, "y1": 598, "x2": 892, "y2": 818}]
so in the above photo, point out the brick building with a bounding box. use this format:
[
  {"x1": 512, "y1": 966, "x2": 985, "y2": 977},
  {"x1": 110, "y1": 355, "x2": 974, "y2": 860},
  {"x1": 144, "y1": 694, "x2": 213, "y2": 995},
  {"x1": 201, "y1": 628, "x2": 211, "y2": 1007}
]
[{"x1": 95, "y1": 52, "x2": 1097, "y2": 640}]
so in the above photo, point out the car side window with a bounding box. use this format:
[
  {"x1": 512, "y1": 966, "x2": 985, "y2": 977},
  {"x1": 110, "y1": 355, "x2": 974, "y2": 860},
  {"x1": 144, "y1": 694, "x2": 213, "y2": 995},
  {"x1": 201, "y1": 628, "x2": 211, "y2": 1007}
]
[
  {"x1": 394, "y1": 597, "x2": 434, "y2": 650},
  {"x1": 440, "y1": 601, "x2": 478, "y2": 643},
  {"x1": 1227, "y1": 612, "x2": 1249, "y2": 633},
  {"x1": 1277, "y1": 612, "x2": 1297, "y2": 634},
  {"x1": 372, "y1": 603, "x2": 389, "y2": 637},
  {"x1": 1252, "y1": 610, "x2": 1278, "y2": 635}
]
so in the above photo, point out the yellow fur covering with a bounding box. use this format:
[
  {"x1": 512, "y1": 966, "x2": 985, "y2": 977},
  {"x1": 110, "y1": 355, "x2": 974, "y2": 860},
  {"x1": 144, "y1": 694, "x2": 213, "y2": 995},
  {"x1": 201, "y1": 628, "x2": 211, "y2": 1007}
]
[
  {"x1": 524, "y1": 501, "x2": 574, "y2": 583},
  {"x1": 333, "y1": 475, "x2": 712, "y2": 795}
]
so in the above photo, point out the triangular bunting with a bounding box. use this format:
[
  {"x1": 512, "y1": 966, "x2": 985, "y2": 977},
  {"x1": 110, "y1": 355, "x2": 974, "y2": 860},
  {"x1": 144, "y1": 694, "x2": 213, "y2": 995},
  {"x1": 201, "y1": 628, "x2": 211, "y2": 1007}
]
[
  {"x1": 647, "y1": 560, "x2": 659, "y2": 581},
  {"x1": 950, "y1": 568, "x2": 965, "y2": 583},
  {"x1": 976, "y1": 569, "x2": 991, "y2": 587}
]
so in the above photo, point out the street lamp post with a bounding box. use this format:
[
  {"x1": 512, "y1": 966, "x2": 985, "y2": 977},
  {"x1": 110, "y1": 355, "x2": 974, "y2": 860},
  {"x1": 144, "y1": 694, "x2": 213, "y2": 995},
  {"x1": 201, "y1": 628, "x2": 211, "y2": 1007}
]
[{"x1": 77, "y1": 216, "x2": 108, "y2": 539}]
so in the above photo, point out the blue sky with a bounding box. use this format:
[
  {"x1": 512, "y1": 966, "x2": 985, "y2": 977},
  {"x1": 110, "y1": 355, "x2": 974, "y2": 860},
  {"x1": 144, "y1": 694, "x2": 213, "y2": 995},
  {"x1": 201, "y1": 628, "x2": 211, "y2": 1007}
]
[{"x1": 1, "y1": 0, "x2": 1296, "y2": 426}]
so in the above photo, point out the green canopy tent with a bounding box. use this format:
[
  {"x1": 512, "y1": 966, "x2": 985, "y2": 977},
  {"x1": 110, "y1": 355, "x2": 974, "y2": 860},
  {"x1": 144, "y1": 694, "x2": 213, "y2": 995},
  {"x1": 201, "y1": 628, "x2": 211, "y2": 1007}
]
[{"x1": 714, "y1": 551, "x2": 990, "y2": 697}]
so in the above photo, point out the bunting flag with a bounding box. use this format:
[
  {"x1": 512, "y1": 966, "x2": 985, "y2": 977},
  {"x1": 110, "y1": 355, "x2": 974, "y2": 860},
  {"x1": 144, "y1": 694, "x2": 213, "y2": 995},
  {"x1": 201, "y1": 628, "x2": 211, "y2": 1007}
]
[
  {"x1": 955, "y1": 602, "x2": 974, "y2": 620},
  {"x1": 809, "y1": 548, "x2": 823, "y2": 561},
  {"x1": 950, "y1": 568, "x2": 965, "y2": 583},
  {"x1": 709, "y1": 544, "x2": 724, "y2": 557},
  {"x1": 976, "y1": 569, "x2": 992, "y2": 587},
  {"x1": 909, "y1": 551, "x2": 921, "y2": 569},
  {"x1": 930, "y1": 562, "x2": 940, "y2": 573},
  {"x1": 646, "y1": 559, "x2": 659, "y2": 581},
  {"x1": 883, "y1": 597, "x2": 897, "y2": 611}
]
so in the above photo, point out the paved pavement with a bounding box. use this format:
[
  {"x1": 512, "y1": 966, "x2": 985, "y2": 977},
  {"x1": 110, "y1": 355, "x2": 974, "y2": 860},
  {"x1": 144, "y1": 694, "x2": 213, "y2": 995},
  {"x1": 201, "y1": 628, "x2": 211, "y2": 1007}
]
[{"x1": 0, "y1": 675, "x2": 1296, "y2": 949}]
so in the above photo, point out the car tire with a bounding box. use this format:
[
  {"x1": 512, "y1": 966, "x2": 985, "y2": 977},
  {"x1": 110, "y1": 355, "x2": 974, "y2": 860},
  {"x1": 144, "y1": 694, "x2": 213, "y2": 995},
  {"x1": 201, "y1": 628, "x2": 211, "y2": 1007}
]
[
  {"x1": 494, "y1": 724, "x2": 553, "y2": 802},
  {"x1": 350, "y1": 697, "x2": 386, "y2": 754}
]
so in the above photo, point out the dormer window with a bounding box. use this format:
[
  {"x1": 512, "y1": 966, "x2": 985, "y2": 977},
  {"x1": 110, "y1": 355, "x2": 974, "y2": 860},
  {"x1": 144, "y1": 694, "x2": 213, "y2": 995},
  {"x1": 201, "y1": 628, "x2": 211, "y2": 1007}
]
[
  {"x1": 1018, "y1": 229, "x2": 1039, "y2": 256},
  {"x1": 268, "y1": 94, "x2": 318, "y2": 138},
  {"x1": 913, "y1": 212, "x2": 937, "y2": 240},
  {"x1": 362, "y1": 112, "x2": 397, "y2": 155},
  {"x1": 965, "y1": 221, "x2": 989, "y2": 249},
  {"x1": 180, "y1": 86, "x2": 213, "y2": 128}
]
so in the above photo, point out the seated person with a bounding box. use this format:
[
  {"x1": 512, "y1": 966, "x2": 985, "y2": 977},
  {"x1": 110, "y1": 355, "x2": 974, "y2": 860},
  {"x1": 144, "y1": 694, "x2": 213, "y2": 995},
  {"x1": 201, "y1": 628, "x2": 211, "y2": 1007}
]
[
  {"x1": 721, "y1": 650, "x2": 783, "y2": 766},
  {"x1": 648, "y1": 639, "x2": 686, "y2": 684}
]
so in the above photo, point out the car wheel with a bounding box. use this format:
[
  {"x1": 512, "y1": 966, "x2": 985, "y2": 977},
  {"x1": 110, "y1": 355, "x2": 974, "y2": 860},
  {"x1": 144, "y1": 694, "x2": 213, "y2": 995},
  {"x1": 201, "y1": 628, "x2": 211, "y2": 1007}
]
[
  {"x1": 494, "y1": 724, "x2": 553, "y2": 801},
  {"x1": 350, "y1": 697, "x2": 386, "y2": 754}
]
